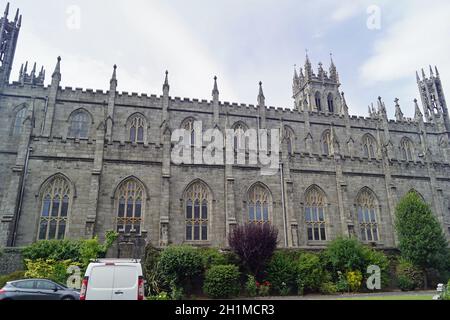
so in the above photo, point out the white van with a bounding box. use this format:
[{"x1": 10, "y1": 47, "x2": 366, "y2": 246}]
[{"x1": 80, "y1": 259, "x2": 144, "y2": 300}]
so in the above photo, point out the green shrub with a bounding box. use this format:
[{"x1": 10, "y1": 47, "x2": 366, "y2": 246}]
[
  {"x1": 199, "y1": 248, "x2": 228, "y2": 269},
  {"x1": 323, "y1": 238, "x2": 368, "y2": 276},
  {"x1": 336, "y1": 271, "x2": 349, "y2": 293},
  {"x1": 257, "y1": 281, "x2": 271, "y2": 297},
  {"x1": 397, "y1": 275, "x2": 415, "y2": 291},
  {"x1": 22, "y1": 240, "x2": 81, "y2": 261},
  {"x1": 158, "y1": 246, "x2": 203, "y2": 289},
  {"x1": 320, "y1": 282, "x2": 338, "y2": 295},
  {"x1": 395, "y1": 192, "x2": 450, "y2": 278},
  {"x1": 245, "y1": 275, "x2": 258, "y2": 297},
  {"x1": 396, "y1": 259, "x2": 424, "y2": 291},
  {"x1": 346, "y1": 270, "x2": 363, "y2": 293},
  {"x1": 203, "y1": 265, "x2": 240, "y2": 299},
  {"x1": 142, "y1": 245, "x2": 165, "y2": 295},
  {"x1": 323, "y1": 238, "x2": 390, "y2": 289},
  {"x1": 24, "y1": 259, "x2": 83, "y2": 285},
  {"x1": 22, "y1": 232, "x2": 118, "y2": 266},
  {"x1": 0, "y1": 271, "x2": 26, "y2": 288},
  {"x1": 147, "y1": 291, "x2": 171, "y2": 300},
  {"x1": 266, "y1": 251, "x2": 297, "y2": 295},
  {"x1": 297, "y1": 253, "x2": 330, "y2": 294}
]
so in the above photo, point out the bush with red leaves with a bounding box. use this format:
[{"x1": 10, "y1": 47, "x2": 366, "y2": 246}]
[{"x1": 228, "y1": 223, "x2": 278, "y2": 278}]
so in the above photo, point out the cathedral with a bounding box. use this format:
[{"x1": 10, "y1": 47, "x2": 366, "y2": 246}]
[{"x1": 0, "y1": 3, "x2": 449, "y2": 250}]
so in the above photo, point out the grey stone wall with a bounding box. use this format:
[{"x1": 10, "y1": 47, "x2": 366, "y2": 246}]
[
  {"x1": 0, "y1": 67, "x2": 449, "y2": 251},
  {"x1": 0, "y1": 248, "x2": 24, "y2": 275}
]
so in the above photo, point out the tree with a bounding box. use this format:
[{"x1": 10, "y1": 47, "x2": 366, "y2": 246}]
[
  {"x1": 395, "y1": 192, "x2": 449, "y2": 288},
  {"x1": 228, "y1": 223, "x2": 278, "y2": 278}
]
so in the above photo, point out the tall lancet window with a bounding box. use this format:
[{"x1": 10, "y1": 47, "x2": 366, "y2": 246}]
[
  {"x1": 315, "y1": 92, "x2": 322, "y2": 111},
  {"x1": 182, "y1": 118, "x2": 196, "y2": 146},
  {"x1": 401, "y1": 138, "x2": 414, "y2": 161},
  {"x1": 129, "y1": 116, "x2": 145, "y2": 143},
  {"x1": 304, "y1": 186, "x2": 327, "y2": 241},
  {"x1": 327, "y1": 93, "x2": 334, "y2": 113},
  {"x1": 68, "y1": 110, "x2": 90, "y2": 139},
  {"x1": 322, "y1": 130, "x2": 332, "y2": 155},
  {"x1": 247, "y1": 183, "x2": 272, "y2": 224},
  {"x1": 13, "y1": 107, "x2": 27, "y2": 136},
  {"x1": 284, "y1": 126, "x2": 295, "y2": 155},
  {"x1": 356, "y1": 188, "x2": 380, "y2": 242},
  {"x1": 362, "y1": 134, "x2": 377, "y2": 159},
  {"x1": 38, "y1": 175, "x2": 72, "y2": 240},
  {"x1": 185, "y1": 181, "x2": 210, "y2": 241},
  {"x1": 233, "y1": 122, "x2": 248, "y2": 152},
  {"x1": 116, "y1": 178, "x2": 145, "y2": 234}
]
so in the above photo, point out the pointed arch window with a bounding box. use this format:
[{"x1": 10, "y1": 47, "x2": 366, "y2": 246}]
[
  {"x1": 248, "y1": 184, "x2": 271, "y2": 224},
  {"x1": 38, "y1": 176, "x2": 72, "y2": 240},
  {"x1": 129, "y1": 116, "x2": 145, "y2": 143},
  {"x1": 363, "y1": 134, "x2": 377, "y2": 159},
  {"x1": 182, "y1": 118, "x2": 196, "y2": 146},
  {"x1": 68, "y1": 111, "x2": 90, "y2": 139},
  {"x1": 116, "y1": 178, "x2": 145, "y2": 234},
  {"x1": 284, "y1": 126, "x2": 295, "y2": 155},
  {"x1": 322, "y1": 130, "x2": 332, "y2": 155},
  {"x1": 304, "y1": 187, "x2": 327, "y2": 241},
  {"x1": 327, "y1": 93, "x2": 334, "y2": 113},
  {"x1": 233, "y1": 122, "x2": 248, "y2": 152},
  {"x1": 185, "y1": 181, "x2": 210, "y2": 241},
  {"x1": 401, "y1": 138, "x2": 414, "y2": 161},
  {"x1": 315, "y1": 92, "x2": 322, "y2": 111},
  {"x1": 13, "y1": 107, "x2": 27, "y2": 136},
  {"x1": 356, "y1": 189, "x2": 380, "y2": 242}
]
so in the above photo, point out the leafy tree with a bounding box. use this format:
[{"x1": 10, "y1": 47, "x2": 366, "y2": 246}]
[
  {"x1": 228, "y1": 223, "x2": 278, "y2": 278},
  {"x1": 395, "y1": 192, "x2": 449, "y2": 288}
]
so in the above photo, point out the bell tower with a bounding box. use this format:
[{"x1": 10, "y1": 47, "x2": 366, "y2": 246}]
[
  {"x1": 0, "y1": 2, "x2": 21, "y2": 85},
  {"x1": 417, "y1": 66, "x2": 448, "y2": 122},
  {"x1": 293, "y1": 52, "x2": 342, "y2": 114}
]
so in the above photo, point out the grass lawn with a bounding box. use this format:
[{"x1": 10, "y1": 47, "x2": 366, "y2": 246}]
[{"x1": 338, "y1": 295, "x2": 434, "y2": 301}]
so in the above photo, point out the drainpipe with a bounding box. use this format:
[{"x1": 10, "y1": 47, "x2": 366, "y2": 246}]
[
  {"x1": 279, "y1": 162, "x2": 288, "y2": 247},
  {"x1": 10, "y1": 145, "x2": 32, "y2": 247}
]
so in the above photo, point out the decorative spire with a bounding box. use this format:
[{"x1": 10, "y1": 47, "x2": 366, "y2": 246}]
[
  {"x1": 163, "y1": 70, "x2": 169, "y2": 92},
  {"x1": 17, "y1": 14, "x2": 21, "y2": 27},
  {"x1": 4, "y1": 2, "x2": 9, "y2": 17},
  {"x1": 14, "y1": 8, "x2": 18, "y2": 22},
  {"x1": 414, "y1": 99, "x2": 423, "y2": 120},
  {"x1": 435, "y1": 66, "x2": 440, "y2": 77},
  {"x1": 429, "y1": 65, "x2": 434, "y2": 77},
  {"x1": 421, "y1": 68, "x2": 426, "y2": 79},
  {"x1": 394, "y1": 98, "x2": 404, "y2": 121},
  {"x1": 293, "y1": 65, "x2": 299, "y2": 82},
  {"x1": 341, "y1": 92, "x2": 348, "y2": 116},
  {"x1": 212, "y1": 75, "x2": 219, "y2": 96},
  {"x1": 304, "y1": 49, "x2": 312, "y2": 79},
  {"x1": 52, "y1": 56, "x2": 61, "y2": 78},
  {"x1": 416, "y1": 71, "x2": 421, "y2": 83},
  {"x1": 24, "y1": 61, "x2": 28, "y2": 73},
  {"x1": 258, "y1": 81, "x2": 265, "y2": 106}
]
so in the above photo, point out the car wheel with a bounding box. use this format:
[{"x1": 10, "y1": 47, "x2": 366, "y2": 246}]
[{"x1": 62, "y1": 296, "x2": 75, "y2": 300}]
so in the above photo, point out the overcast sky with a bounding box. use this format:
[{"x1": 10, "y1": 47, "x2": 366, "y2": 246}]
[{"x1": 8, "y1": 0, "x2": 450, "y2": 118}]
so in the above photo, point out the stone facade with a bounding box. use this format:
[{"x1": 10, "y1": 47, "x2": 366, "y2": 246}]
[{"x1": 0, "y1": 4, "x2": 450, "y2": 251}]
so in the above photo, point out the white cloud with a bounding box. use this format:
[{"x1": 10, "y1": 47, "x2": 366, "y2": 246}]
[
  {"x1": 331, "y1": 2, "x2": 362, "y2": 22},
  {"x1": 360, "y1": 1, "x2": 450, "y2": 86}
]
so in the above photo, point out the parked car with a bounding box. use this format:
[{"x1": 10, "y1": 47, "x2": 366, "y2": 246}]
[
  {"x1": 80, "y1": 259, "x2": 144, "y2": 300},
  {"x1": 0, "y1": 279, "x2": 80, "y2": 301}
]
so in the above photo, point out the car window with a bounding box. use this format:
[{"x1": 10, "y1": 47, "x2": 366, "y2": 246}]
[
  {"x1": 14, "y1": 280, "x2": 35, "y2": 289},
  {"x1": 36, "y1": 280, "x2": 56, "y2": 290}
]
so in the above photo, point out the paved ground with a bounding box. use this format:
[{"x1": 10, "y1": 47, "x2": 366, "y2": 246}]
[{"x1": 249, "y1": 290, "x2": 436, "y2": 300}]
